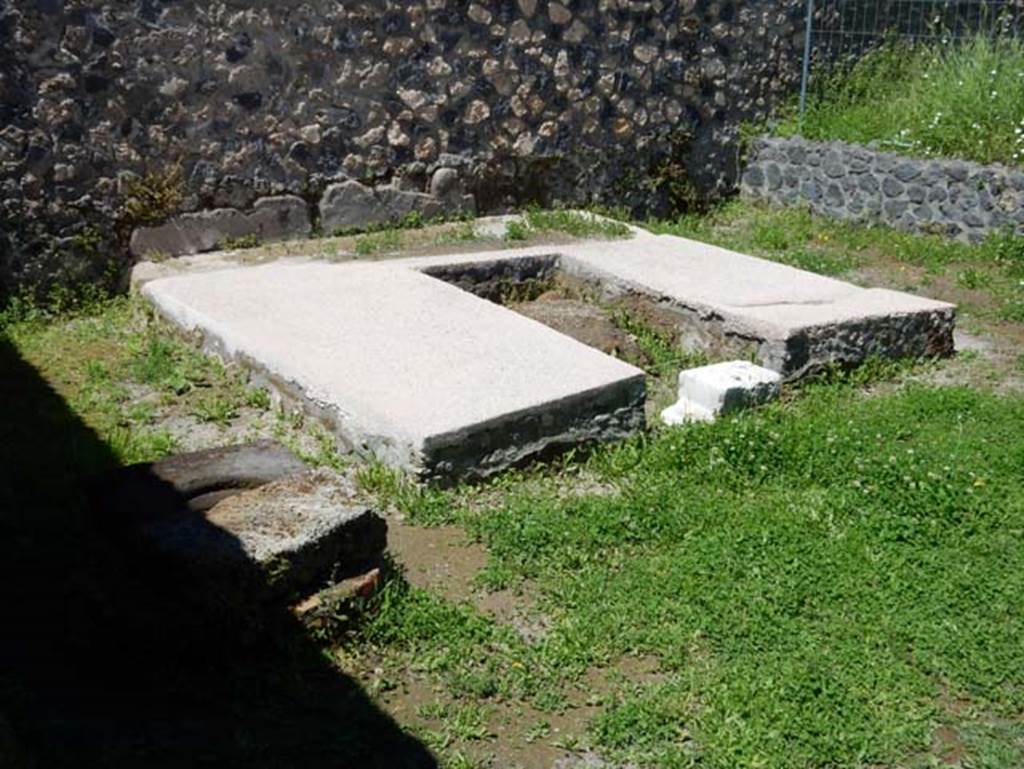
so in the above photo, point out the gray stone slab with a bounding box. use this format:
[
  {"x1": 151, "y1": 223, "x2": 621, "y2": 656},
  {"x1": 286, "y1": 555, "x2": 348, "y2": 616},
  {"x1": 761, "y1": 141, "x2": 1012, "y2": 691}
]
[
  {"x1": 136, "y1": 468, "x2": 386, "y2": 602},
  {"x1": 138, "y1": 222, "x2": 954, "y2": 478},
  {"x1": 318, "y1": 179, "x2": 448, "y2": 233},
  {"x1": 551, "y1": 233, "x2": 955, "y2": 378},
  {"x1": 91, "y1": 440, "x2": 310, "y2": 518},
  {"x1": 142, "y1": 258, "x2": 647, "y2": 480},
  {"x1": 130, "y1": 195, "x2": 311, "y2": 258}
]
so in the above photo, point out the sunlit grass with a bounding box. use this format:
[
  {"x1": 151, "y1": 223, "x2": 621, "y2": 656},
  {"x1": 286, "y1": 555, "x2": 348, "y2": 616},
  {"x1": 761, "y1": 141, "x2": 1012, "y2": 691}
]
[
  {"x1": 778, "y1": 35, "x2": 1024, "y2": 166},
  {"x1": 4, "y1": 204, "x2": 1024, "y2": 768}
]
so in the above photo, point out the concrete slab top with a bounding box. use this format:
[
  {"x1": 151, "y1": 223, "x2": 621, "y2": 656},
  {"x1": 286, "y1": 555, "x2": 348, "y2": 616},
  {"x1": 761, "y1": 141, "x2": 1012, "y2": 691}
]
[
  {"x1": 555, "y1": 234, "x2": 953, "y2": 337},
  {"x1": 144, "y1": 259, "x2": 644, "y2": 455},
  {"x1": 566, "y1": 234, "x2": 859, "y2": 308},
  {"x1": 390, "y1": 232, "x2": 953, "y2": 339}
]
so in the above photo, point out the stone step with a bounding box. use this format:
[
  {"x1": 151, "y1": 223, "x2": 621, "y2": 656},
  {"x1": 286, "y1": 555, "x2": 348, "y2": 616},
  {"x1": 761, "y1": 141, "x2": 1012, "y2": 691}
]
[{"x1": 91, "y1": 443, "x2": 386, "y2": 603}]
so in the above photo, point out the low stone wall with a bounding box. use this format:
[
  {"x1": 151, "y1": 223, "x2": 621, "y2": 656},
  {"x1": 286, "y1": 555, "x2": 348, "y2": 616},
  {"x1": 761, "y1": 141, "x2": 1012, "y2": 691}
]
[
  {"x1": 742, "y1": 136, "x2": 1024, "y2": 242},
  {"x1": 0, "y1": 0, "x2": 807, "y2": 297},
  {"x1": 128, "y1": 175, "x2": 475, "y2": 258}
]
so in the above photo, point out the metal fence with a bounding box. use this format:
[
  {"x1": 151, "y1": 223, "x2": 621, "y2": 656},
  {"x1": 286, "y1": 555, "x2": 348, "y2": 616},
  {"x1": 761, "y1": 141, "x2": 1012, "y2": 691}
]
[{"x1": 798, "y1": 0, "x2": 1024, "y2": 114}]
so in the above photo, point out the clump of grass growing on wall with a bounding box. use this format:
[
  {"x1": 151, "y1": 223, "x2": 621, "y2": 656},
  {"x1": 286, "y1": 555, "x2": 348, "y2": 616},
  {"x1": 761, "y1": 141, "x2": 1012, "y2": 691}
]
[
  {"x1": 354, "y1": 228, "x2": 403, "y2": 255},
  {"x1": 778, "y1": 34, "x2": 1024, "y2": 166},
  {"x1": 218, "y1": 234, "x2": 261, "y2": 250},
  {"x1": 120, "y1": 165, "x2": 185, "y2": 226},
  {"x1": 521, "y1": 208, "x2": 631, "y2": 239}
]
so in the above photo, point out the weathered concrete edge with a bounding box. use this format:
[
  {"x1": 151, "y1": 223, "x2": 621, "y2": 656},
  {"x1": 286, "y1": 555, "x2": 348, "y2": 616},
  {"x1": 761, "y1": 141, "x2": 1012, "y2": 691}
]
[{"x1": 421, "y1": 373, "x2": 647, "y2": 483}]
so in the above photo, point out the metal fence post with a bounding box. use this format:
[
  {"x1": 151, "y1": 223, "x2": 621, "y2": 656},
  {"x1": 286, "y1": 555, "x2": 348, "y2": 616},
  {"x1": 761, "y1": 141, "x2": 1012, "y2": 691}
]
[{"x1": 799, "y1": 0, "x2": 816, "y2": 124}]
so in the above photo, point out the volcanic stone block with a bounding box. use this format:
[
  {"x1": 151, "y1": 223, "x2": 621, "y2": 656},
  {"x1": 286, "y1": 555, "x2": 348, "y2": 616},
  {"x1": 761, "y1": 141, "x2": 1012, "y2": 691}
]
[
  {"x1": 134, "y1": 468, "x2": 386, "y2": 602},
  {"x1": 129, "y1": 196, "x2": 311, "y2": 258},
  {"x1": 92, "y1": 440, "x2": 310, "y2": 519},
  {"x1": 318, "y1": 180, "x2": 390, "y2": 232},
  {"x1": 318, "y1": 180, "x2": 448, "y2": 233}
]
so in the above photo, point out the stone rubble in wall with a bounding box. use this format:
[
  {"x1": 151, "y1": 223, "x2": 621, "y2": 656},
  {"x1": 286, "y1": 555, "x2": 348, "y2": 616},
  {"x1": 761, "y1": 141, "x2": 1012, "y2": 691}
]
[
  {"x1": 130, "y1": 195, "x2": 311, "y2": 258},
  {"x1": 742, "y1": 136, "x2": 1024, "y2": 242},
  {"x1": 0, "y1": 0, "x2": 807, "y2": 292},
  {"x1": 130, "y1": 169, "x2": 476, "y2": 258}
]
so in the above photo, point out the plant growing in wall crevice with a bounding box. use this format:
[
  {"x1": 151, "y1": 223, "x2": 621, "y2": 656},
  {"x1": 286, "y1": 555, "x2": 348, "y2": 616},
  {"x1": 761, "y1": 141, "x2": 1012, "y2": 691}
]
[
  {"x1": 118, "y1": 163, "x2": 186, "y2": 228},
  {"x1": 617, "y1": 128, "x2": 708, "y2": 218}
]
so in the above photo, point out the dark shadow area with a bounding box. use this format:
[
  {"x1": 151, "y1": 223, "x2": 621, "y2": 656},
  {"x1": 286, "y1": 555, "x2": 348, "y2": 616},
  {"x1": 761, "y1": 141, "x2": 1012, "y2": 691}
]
[{"x1": 0, "y1": 336, "x2": 437, "y2": 768}]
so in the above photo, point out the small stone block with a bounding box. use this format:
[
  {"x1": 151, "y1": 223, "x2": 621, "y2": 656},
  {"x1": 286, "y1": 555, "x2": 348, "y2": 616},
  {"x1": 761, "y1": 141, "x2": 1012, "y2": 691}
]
[
  {"x1": 123, "y1": 467, "x2": 386, "y2": 603},
  {"x1": 662, "y1": 360, "x2": 782, "y2": 425}
]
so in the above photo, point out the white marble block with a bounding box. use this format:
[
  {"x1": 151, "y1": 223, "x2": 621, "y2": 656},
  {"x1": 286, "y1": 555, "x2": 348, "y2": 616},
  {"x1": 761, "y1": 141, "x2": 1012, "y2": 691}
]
[{"x1": 661, "y1": 360, "x2": 782, "y2": 424}]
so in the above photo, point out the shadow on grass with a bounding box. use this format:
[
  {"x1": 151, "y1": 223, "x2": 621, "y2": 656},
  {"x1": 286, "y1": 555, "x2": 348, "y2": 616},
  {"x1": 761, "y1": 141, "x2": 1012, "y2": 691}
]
[{"x1": 0, "y1": 336, "x2": 436, "y2": 768}]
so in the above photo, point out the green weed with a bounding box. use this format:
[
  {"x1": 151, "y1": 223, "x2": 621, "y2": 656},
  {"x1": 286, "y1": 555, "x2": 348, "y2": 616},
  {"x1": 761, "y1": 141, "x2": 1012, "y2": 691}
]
[
  {"x1": 120, "y1": 165, "x2": 185, "y2": 226},
  {"x1": 129, "y1": 333, "x2": 217, "y2": 394},
  {"x1": 191, "y1": 394, "x2": 239, "y2": 426},
  {"x1": 434, "y1": 221, "x2": 479, "y2": 246},
  {"x1": 354, "y1": 228, "x2": 403, "y2": 256},
  {"x1": 523, "y1": 209, "x2": 631, "y2": 239},
  {"x1": 958, "y1": 267, "x2": 992, "y2": 290},
  {"x1": 245, "y1": 386, "x2": 272, "y2": 411},
  {"x1": 504, "y1": 220, "x2": 529, "y2": 241},
  {"x1": 106, "y1": 426, "x2": 179, "y2": 464},
  {"x1": 218, "y1": 234, "x2": 261, "y2": 250},
  {"x1": 612, "y1": 309, "x2": 707, "y2": 379},
  {"x1": 355, "y1": 462, "x2": 451, "y2": 523},
  {"x1": 417, "y1": 702, "x2": 493, "y2": 744}
]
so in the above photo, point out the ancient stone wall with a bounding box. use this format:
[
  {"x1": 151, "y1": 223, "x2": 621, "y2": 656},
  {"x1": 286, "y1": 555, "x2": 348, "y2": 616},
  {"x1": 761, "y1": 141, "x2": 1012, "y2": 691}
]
[
  {"x1": 0, "y1": 0, "x2": 805, "y2": 297},
  {"x1": 742, "y1": 136, "x2": 1024, "y2": 242}
]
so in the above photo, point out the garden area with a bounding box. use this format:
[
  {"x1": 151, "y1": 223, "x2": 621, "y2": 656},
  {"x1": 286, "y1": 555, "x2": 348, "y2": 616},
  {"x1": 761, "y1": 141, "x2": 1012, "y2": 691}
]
[{"x1": 3, "y1": 200, "x2": 1023, "y2": 768}]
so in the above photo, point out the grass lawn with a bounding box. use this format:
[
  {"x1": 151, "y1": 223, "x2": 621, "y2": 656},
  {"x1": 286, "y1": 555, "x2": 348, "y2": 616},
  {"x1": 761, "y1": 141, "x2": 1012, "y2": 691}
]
[
  {"x1": 775, "y1": 35, "x2": 1024, "y2": 167},
  {"x1": 2, "y1": 202, "x2": 1023, "y2": 768}
]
